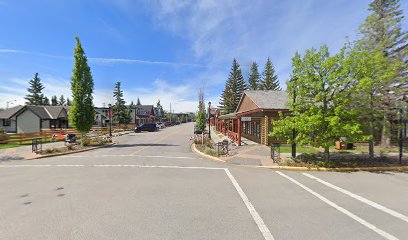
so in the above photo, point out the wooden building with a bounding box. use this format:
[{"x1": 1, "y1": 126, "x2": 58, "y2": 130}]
[{"x1": 215, "y1": 90, "x2": 289, "y2": 146}]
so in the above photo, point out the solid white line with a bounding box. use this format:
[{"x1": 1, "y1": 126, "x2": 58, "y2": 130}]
[
  {"x1": 303, "y1": 173, "x2": 408, "y2": 224},
  {"x1": 94, "y1": 165, "x2": 225, "y2": 170},
  {"x1": 0, "y1": 164, "x2": 85, "y2": 167},
  {"x1": 276, "y1": 171, "x2": 398, "y2": 240},
  {"x1": 0, "y1": 164, "x2": 224, "y2": 170},
  {"x1": 61, "y1": 154, "x2": 198, "y2": 159},
  {"x1": 224, "y1": 169, "x2": 275, "y2": 240}
]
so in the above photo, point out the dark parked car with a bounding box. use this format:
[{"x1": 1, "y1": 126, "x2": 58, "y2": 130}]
[
  {"x1": 174, "y1": 121, "x2": 181, "y2": 125},
  {"x1": 164, "y1": 121, "x2": 173, "y2": 127},
  {"x1": 181, "y1": 120, "x2": 187, "y2": 123},
  {"x1": 134, "y1": 123, "x2": 158, "y2": 133}
]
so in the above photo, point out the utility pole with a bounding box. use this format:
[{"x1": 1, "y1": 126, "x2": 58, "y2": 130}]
[{"x1": 170, "y1": 103, "x2": 172, "y2": 122}]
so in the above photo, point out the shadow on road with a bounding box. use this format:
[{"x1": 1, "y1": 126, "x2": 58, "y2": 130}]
[{"x1": 109, "y1": 143, "x2": 179, "y2": 148}]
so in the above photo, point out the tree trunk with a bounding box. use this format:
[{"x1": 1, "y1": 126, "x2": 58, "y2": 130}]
[
  {"x1": 368, "y1": 94, "x2": 375, "y2": 160},
  {"x1": 80, "y1": 133, "x2": 84, "y2": 147},
  {"x1": 324, "y1": 146, "x2": 330, "y2": 161},
  {"x1": 381, "y1": 114, "x2": 391, "y2": 148}
]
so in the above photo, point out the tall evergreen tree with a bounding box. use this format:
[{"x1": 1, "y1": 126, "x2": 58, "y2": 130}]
[
  {"x1": 259, "y1": 57, "x2": 280, "y2": 90},
  {"x1": 69, "y1": 36, "x2": 95, "y2": 145},
  {"x1": 59, "y1": 95, "x2": 66, "y2": 106},
  {"x1": 66, "y1": 98, "x2": 71, "y2": 106},
  {"x1": 112, "y1": 81, "x2": 130, "y2": 125},
  {"x1": 25, "y1": 73, "x2": 45, "y2": 105},
  {"x1": 136, "y1": 98, "x2": 141, "y2": 106},
  {"x1": 219, "y1": 58, "x2": 247, "y2": 114},
  {"x1": 248, "y1": 62, "x2": 260, "y2": 90},
  {"x1": 43, "y1": 96, "x2": 50, "y2": 106},
  {"x1": 51, "y1": 95, "x2": 58, "y2": 106},
  {"x1": 359, "y1": 0, "x2": 408, "y2": 147}
]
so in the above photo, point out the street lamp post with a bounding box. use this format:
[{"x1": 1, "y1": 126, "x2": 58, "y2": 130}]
[
  {"x1": 208, "y1": 101, "x2": 211, "y2": 139},
  {"x1": 108, "y1": 104, "x2": 112, "y2": 138}
]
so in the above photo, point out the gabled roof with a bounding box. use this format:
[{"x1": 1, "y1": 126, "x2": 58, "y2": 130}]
[
  {"x1": 137, "y1": 105, "x2": 154, "y2": 115},
  {"x1": 0, "y1": 105, "x2": 68, "y2": 120},
  {"x1": 0, "y1": 105, "x2": 24, "y2": 119},
  {"x1": 236, "y1": 90, "x2": 289, "y2": 112}
]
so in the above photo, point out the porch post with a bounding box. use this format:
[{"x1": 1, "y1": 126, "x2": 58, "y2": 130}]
[{"x1": 238, "y1": 117, "x2": 241, "y2": 146}]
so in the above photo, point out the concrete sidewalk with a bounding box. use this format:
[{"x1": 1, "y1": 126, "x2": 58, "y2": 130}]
[{"x1": 210, "y1": 126, "x2": 286, "y2": 167}]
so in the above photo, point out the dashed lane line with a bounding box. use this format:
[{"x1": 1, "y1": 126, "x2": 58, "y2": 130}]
[
  {"x1": 276, "y1": 171, "x2": 399, "y2": 240},
  {"x1": 303, "y1": 173, "x2": 408, "y2": 224}
]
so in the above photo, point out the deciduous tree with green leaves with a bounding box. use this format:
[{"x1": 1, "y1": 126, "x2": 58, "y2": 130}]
[
  {"x1": 248, "y1": 62, "x2": 260, "y2": 90},
  {"x1": 259, "y1": 57, "x2": 280, "y2": 90},
  {"x1": 271, "y1": 46, "x2": 362, "y2": 161},
  {"x1": 347, "y1": 46, "x2": 399, "y2": 159},
  {"x1": 69, "y1": 36, "x2": 95, "y2": 146},
  {"x1": 25, "y1": 73, "x2": 45, "y2": 105}
]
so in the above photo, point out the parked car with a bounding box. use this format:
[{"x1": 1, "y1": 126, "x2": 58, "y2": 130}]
[
  {"x1": 134, "y1": 123, "x2": 158, "y2": 133},
  {"x1": 181, "y1": 120, "x2": 187, "y2": 123},
  {"x1": 164, "y1": 121, "x2": 173, "y2": 127},
  {"x1": 174, "y1": 121, "x2": 181, "y2": 125},
  {"x1": 156, "y1": 122, "x2": 165, "y2": 129}
]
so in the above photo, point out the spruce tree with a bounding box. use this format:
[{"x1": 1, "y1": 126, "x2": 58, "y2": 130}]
[
  {"x1": 51, "y1": 95, "x2": 58, "y2": 106},
  {"x1": 25, "y1": 73, "x2": 45, "y2": 105},
  {"x1": 359, "y1": 0, "x2": 408, "y2": 147},
  {"x1": 113, "y1": 81, "x2": 129, "y2": 125},
  {"x1": 66, "y1": 98, "x2": 71, "y2": 106},
  {"x1": 69, "y1": 36, "x2": 95, "y2": 145},
  {"x1": 248, "y1": 62, "x2": 260, "y2": 90},
  {"x1": 136, "y1": 98, "x2": 141, "y2": 106},
  {"x1": 59, "y1": 95, "x2": 66, "y2": 105},
  {"x1": 219, "y1": 58, "x2": 247, "y2": 114},
  {"x1": 259, "y1": 57, "x2": 280, "y2": 90},
  {"x1": 43, "y1": 96, "x2": 50, "y2": 106}
]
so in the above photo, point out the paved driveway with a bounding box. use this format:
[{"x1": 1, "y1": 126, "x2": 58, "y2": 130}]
[{"x1": 0, "y1": 122, "x2": 407, "y2": 240}]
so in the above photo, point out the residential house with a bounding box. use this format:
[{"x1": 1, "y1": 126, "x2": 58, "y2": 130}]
[{"x1": 0, "y1": 105, "x2": 69, "y2": 133}]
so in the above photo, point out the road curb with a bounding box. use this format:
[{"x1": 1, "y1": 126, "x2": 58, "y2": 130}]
[
  {"x1": 27, "y1": 143, "x2": 116, "y2": 160},
  {"x1": 191, "y1": 143, "x2": 225, "y2": 163},
  {"x1": 257, "y1": 165, "x2": 408, "y2": 172}
]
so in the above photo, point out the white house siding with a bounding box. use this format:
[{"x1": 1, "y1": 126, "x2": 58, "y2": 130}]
[{"x1": 16, "y1": 110, "x2": 40, "y2": 133}]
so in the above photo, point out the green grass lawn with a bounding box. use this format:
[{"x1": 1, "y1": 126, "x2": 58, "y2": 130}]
[
  {"x1": 329, "y1": 145, "x2": 408, "y2": 154},
  {"x1": 279, "y1": 144, "x2": 318, "y2": 153}
]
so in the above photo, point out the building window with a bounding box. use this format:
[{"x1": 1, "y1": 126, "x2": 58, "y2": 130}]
[{"x1": 3, "y1": 119, "x2": 11, "y2": 126}]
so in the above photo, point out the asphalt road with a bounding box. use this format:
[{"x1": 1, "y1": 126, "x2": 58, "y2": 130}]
[{"x1": 0, "y1": 122, "x2": 407, "y2": 240}]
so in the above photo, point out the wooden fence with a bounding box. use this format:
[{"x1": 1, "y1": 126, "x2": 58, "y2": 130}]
[{"x1": 0, "y1": 126, "x2": 133, "y2": 145}]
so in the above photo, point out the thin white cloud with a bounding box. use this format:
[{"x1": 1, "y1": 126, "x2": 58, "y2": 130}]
[{"x1": 0, "y1": 48, "x2": 205, "y2": 68}]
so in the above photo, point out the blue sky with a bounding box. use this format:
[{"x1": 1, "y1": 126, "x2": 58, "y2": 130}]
[{"x1": 0, "y1": 0, "x2": 407, "y2": 111}]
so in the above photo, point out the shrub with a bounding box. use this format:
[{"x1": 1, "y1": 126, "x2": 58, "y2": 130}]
[{"x1": 81, "y1": 136, "x2": 91, "y2": 146}]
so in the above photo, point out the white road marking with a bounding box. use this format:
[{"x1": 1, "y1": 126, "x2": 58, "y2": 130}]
[
  {"x1": 0, "y1": 164, "x2": 223, "y2": 170},
  {"x1": 276, "y1": 171, "x2": 398, "y2": 240},
  {"x1": 61, "y1": 154, "x2": 199, "y2": 159},
  {"x1": 303, "y1": 173, "x2": 408, "y2": 224},
  {"x1": 224, "y1": 168, "x2": 275, "y2": 240},
  {"x1": 94, "y1": 165, "x2": 225, "y2": 170},
  {"x1": 0, "y1": 164, "x2": 85, "y2": 167}
]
